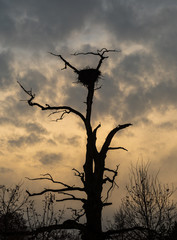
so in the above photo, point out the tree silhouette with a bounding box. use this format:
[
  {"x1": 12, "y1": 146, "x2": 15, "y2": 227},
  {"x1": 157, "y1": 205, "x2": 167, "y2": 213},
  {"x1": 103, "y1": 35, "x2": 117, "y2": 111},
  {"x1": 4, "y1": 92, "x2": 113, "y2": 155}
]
[
  {"x1": 112, "y1": 163, "x2": 177, "y2": 240},
  {"x1": 0, "y1": 184, "x2": 28, "y2": 240},
  {"x1": 16, "y1": 48, "x2": 142, "y2": 240}
]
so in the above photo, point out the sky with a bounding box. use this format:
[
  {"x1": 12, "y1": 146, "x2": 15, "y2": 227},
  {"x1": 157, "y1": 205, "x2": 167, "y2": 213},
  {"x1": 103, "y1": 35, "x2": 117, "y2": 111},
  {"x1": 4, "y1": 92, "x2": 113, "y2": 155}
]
[{"x1": 0, "y1": 0, "x2": 177, "y2": 222}]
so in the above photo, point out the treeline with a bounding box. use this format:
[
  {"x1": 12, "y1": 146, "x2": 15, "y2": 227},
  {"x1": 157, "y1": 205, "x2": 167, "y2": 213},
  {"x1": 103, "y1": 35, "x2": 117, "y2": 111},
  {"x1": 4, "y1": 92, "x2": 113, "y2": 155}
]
[
  {"x1": 0, "y1": 184, "x2": 79, "y2": 239},
  {"x1": 0, "y1": 163, "x2": 177, "y2": 240}
]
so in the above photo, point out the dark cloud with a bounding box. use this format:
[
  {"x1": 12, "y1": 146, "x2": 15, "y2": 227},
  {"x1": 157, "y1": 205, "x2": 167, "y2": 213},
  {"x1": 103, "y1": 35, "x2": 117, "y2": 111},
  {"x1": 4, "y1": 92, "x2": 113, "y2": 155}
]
[
  {"x1": 147, "y1": 80, "x2": 177, "y2": 108},
  {"x1": 67, "y1": 136, "x2": 81, "y2": 146},
  {"x1": 114, "y1": 51, "x2": 155, "y2": 86},
  {"x1": 47, "y1": 139, "x2": 57, "y2": 145},
  {"x1": 0, "y1": 117, "x2": 12, "y2": 125},
  {"x1": 1, "y1": 0, "x2": 177, "y2": 125},
  {"x1": 0, "y1": 0, "x2": 101, "y2": 50},
  {"x1": 63, "y1": 82, "x2": 87, "y2": 115},
  {"x1": 1, "y1": 0, "x2": 177, "y2": 187},
  {"x1": 18, "y1": 70, "x2": 48, "y2": 93},
  {"x1": 0, "y1": 94, "x2": 38, "y2": 125},
  {"x1": 36, "y1": 151, "x2": 62, "y2": 165},
  {"x1": 57, "y1": 134, "x2": 81, "y2": 147},
  {"x1": 99, "y1": 0, "x2": 177, "y2": 46},
  {"x1": 93, "y1": 73, "x2": 123, "y2": 120},
  {"x1": 8, "y1": 133, "x2": 42, "y2": 147},
  {"x1": 0, "y1": 116, "x2": 48, "y2": 135},
  {"x1": 0, "y1": 50, "x2": 14, "y2": 88},
  {"x1": 157, "y1": 121, "x2": 177, "y2": 130},
  {"x1": 160, "y1": 147, "x2": 177, "y2": 180},
  {"x1": 122, "y1": 79, "x2": 177, "y2": 121},
  {"x1": 25, "y1": 122, "x2": 48, "y2": 134}
]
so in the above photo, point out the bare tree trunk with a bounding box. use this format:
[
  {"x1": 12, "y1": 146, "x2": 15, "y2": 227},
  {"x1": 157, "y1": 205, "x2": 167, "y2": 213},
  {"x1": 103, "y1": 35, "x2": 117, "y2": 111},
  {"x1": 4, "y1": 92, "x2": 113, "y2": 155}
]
[{"x1": 79, "y1": 80, "x2": 104, "y2": 240}]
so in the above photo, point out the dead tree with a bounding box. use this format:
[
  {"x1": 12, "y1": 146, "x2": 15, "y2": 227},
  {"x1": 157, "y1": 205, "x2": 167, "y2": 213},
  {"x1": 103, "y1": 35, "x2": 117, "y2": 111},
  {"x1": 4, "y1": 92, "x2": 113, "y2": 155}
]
[{"x1": 17, "y1": 48, "x2": 134, "y2": 240}]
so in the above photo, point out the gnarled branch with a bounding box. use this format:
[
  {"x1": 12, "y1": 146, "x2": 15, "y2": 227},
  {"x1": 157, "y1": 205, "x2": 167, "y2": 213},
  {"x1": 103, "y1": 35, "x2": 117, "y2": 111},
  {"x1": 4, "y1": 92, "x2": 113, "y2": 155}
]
[
  {"x1": 18, "y1": 81, "x2": 86, "y2": 124},
  {"x1": 103, "y1": 165, "x2": 119, "y2": 202},
  {"x1": 48, "y1": 109, "x2": 71, "y2": 121}
]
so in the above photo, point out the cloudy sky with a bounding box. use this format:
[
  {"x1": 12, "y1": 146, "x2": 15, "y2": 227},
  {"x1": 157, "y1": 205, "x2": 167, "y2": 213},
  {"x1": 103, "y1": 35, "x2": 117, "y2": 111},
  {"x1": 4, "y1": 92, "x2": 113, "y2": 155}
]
[{"x1": 0, "y1": 0, "x2": 177, "y2": 220}]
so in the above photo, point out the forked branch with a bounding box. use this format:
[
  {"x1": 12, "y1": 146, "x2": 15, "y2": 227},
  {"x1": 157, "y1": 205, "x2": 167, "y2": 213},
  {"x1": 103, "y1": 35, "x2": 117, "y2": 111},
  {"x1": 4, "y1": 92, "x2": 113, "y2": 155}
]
[
  {"x1": 73, "y1": 48, "x2": 121, "y2": 70},
  {"x1": 72, "y1": 168, "x2": 85, "y2": 185},
  {"x1": 67, "y1": 208, "x2": 86, "y2": 222},
  {"x1": 100, "y1": 123, "x2": 132, "y2": 155}
]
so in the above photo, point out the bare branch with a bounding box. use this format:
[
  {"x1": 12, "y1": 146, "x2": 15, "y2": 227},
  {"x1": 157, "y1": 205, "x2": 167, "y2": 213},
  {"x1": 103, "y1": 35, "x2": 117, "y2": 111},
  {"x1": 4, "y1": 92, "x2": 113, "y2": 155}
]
[
  {"x1": 97, "y1": 48, "x2": 121, "y2": 54},
  {"x1": 96, "y1": 49, "x2": 120, "y2": 70},
  {"x1": 73, "y1": 51, "x2": 101, "y2": 56},
  {"x1": 48, "y1": 109, "x2": 71, "y2": 121},
  {"x1": 26, "y1": 174, "x2": 72, "y2": 188},
  {"x1": 67, "y1": 207, "x2": 86, "y2": 222},
  {"x1": 94, "y1": 85, "x2": 102, "y2": 91},
  {"x1": 93, "y1": 123, "x2": 101, "y2": 134},
  {"x1": 48, "y1": 110, "x2": 65, "y2": 117},
  {"x1": 72, "y1": 48, "x2": 121, "y2": 70},
  {"x1": 56, "y1": 197, "x2": 84, "y2": 203},
  {"x1": 26, "y1": 174, "x2": 85, "y2": 197},
  {"x1": 103, "y1": 165, "x2": 119, "y2": 202},
  {"x1": 18, "y1": 81, "x2": 86, "y2": 124},
  {"x1": 26, "y1": 184, "x2": 85, "y2": 197},
  {"x1": 72, "y1": 168, "x2": 85, "y2": 185},
  {"x1": 49, "y1": 52, "x2": 79, "y2": 74},
  {"x1": 56, "y1": 192, "x2": 86, "y2": 203},
  {"x1": 108, "y1": 147, "x2": 128, "y2": 151},
  {"x1": 103, "y1": 202, "x2": 112, "y2": 207},
  {"x1": 73, "y1": 49, "x2": 120, "y2": 57},
  {"x1": 104, "y1": 167, "x2": 119, "y2": 174},
  {"x1": 92, "y1": 123, "x2": 101, "y2": 145}
]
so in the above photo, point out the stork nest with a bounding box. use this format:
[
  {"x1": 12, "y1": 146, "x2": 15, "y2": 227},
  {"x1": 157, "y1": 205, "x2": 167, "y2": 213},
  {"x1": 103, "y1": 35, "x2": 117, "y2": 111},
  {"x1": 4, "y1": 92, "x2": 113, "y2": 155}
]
[{"x1": 77, "y1": 68, "x2": 101, "y2": 87}]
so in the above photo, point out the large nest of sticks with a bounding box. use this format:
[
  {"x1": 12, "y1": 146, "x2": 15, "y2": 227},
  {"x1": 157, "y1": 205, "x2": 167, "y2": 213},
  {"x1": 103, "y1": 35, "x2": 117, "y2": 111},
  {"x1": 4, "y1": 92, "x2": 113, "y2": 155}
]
[{"x1": 77, "y1": 68, "x2": 101, "y2": 87}]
